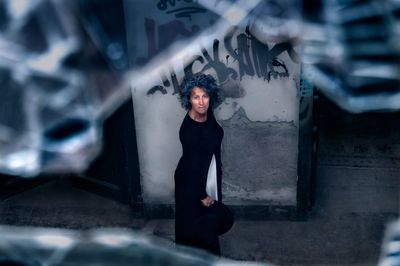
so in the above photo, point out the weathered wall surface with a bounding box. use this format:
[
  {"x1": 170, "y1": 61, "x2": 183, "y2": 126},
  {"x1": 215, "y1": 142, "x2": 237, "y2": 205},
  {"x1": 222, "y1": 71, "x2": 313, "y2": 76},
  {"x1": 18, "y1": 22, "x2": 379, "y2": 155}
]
[
  {"x1": 220, "y1": 108, "x2": 298, "y2": 205},
  {"x1": 125, "y1": 1, "x2": 300, "y2": 205}
]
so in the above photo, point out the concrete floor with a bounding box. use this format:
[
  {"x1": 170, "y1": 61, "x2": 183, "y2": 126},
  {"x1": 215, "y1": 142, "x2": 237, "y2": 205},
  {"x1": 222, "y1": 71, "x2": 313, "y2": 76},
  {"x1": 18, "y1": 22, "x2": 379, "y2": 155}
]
[{"x1": 0, "y1": 176, "x2": 396, "y2": 265}]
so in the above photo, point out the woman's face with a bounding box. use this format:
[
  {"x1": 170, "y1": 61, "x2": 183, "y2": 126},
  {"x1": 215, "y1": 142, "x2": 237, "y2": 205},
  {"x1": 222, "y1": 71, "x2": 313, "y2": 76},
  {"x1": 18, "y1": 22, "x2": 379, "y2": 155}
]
[{"x1": 190, "y1": 87, "x2": 210, "y2": 115}]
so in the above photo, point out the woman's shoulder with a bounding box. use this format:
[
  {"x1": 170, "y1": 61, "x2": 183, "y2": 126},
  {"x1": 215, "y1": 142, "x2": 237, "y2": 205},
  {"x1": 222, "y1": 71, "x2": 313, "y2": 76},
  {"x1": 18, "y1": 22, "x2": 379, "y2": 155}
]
[
  {"x1": 209, "y1": 113, "x2": 224, "y2": 139},
  {"x1": 180, "y1": 112, "x2": 199, "y2": 133}
]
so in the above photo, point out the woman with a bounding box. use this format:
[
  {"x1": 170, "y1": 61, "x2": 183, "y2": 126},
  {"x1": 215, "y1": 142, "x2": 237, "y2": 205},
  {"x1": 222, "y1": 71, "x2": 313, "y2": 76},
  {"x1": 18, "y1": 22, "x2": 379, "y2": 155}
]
[{"x1": 174, "y1": 73, "x2": 234, "y2": 255}]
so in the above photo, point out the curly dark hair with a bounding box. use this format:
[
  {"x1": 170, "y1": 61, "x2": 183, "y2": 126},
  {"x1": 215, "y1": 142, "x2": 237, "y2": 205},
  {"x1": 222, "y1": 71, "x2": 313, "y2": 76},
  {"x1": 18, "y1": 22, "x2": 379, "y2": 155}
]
[{"x1": 179, "y1": 73, "x2": 222, "y2": 110}]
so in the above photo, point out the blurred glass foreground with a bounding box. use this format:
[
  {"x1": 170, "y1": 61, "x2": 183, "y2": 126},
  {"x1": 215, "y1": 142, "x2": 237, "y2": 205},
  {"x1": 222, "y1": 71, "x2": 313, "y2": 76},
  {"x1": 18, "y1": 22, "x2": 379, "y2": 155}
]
[
  {"x1": 379, "y1": 220, "x2": 400, "y2": 266},
  {"x1": 0, "y1": 225, "x2": 268, "y2": 266},
  {"x1": 0, "y1": 1, "x2": 399, "y2": 265},
  {"x1": 0, "y1": 0, "x2": 399, "y2": 177}
]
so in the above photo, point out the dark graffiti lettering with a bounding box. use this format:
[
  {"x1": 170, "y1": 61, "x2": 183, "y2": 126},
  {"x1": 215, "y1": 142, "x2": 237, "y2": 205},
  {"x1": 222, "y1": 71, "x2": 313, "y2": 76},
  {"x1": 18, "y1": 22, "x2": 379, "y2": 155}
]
[
  {"x1": 147, "y1": 85, "x2": 168, "y2": 95},
  {"x1": 141, "y1": 24, "x2": 299, "y2": 96},
  {"x1": 156, "y1": 0, "x2": 204, "y2": 19},
  {"x1": 184, "y1": 55, "x2": 204, "y2": 77},
  {"x1": 157, "y1": 0, "x2": 195, "y2": 10},
  {"x1": 157, "y1": 0, "x2": 177, "y2": 10},
  {"x1": 153, "y1": 67, "x2": 184, "y2": 95},
  {"x1": 268, "y1": 58, "x2": 289, "y2": 81},
  {"x1": 236, "y1": 33, "x2": 255, "y2": 78},
  {"x1": 225, "y1": 28, "x2": 298, "y2": 81},
  {"x1": 250, "y1": 32, "x2": 270, "y2": 80},
  {"x1": 223, "y1": 29, "x2": 238, "y2": 64},
  {"x1": 169, "y1": 69, "x2": 181, "y2": 95},
  {"x1": 201, "y1": 39, "x2": 237, "y2": 84}
]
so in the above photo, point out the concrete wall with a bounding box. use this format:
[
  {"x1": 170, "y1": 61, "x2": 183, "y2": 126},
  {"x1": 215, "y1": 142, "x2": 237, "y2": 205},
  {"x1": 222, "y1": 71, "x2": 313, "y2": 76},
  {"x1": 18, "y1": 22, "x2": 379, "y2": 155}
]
[{"x1": 125, "y1": 1, "x2": 301, "y2": 206}]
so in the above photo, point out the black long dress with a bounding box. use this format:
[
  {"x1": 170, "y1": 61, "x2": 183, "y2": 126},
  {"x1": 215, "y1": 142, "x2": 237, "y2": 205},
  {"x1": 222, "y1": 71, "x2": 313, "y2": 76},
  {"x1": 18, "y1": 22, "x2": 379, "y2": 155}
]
[{"x1": 174, "y1": 110, "x2": 233, "y2": 255}]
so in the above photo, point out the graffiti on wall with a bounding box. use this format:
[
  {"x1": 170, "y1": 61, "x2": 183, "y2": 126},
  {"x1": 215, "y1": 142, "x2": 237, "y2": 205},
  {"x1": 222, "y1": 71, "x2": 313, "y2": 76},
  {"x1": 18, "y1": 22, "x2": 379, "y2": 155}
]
[
  {"x1": 156, "y1": 0, "x2": 206, "y2": 20},
  {"x1": 136, "y1": 1, "x2": 300, "y2": 98}
]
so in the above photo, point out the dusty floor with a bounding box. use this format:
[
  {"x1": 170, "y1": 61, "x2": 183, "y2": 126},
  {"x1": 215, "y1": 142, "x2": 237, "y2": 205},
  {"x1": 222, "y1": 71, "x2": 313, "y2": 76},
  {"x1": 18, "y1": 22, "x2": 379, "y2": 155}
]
[{"x1": 0, "y1": 175, "x2": 396, "y2": 266}]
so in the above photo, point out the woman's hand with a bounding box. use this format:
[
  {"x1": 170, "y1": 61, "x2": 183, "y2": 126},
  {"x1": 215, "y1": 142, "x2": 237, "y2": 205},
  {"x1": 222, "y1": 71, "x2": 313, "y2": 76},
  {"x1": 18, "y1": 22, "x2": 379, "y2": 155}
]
[{"x1": 201, "y1": 196, "x2": 214, "y2": 207}]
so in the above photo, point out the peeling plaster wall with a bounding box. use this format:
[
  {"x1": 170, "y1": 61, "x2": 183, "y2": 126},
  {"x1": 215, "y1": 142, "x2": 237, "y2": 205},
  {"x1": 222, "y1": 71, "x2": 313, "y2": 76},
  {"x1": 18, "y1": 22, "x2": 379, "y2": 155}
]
[
  {"x1": 220, "y1": 108, "x2": 298, "y2": 205},
  {"x1": 125, "y1": 1, "x2": 300, "y2": 206}
]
